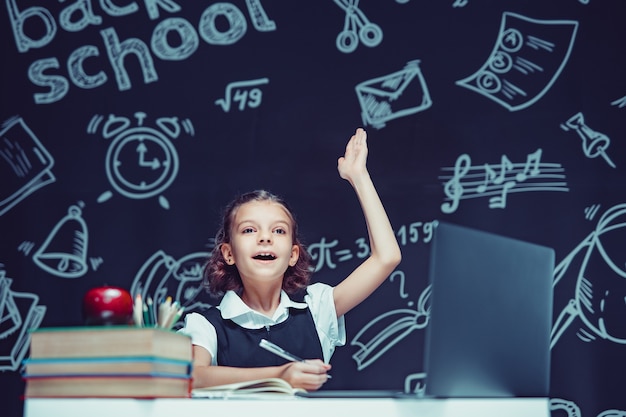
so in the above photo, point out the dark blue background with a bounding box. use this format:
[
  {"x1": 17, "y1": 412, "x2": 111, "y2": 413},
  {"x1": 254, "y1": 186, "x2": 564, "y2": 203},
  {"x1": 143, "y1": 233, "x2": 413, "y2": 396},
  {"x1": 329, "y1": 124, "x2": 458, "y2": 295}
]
[{"x1": 2, "y1": 1, "x2": 625, "y2": 416}]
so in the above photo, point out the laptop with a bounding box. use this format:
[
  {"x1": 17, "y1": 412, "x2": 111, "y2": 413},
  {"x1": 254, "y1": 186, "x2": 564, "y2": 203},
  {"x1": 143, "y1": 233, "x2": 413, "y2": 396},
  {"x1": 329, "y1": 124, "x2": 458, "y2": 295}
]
[
  {"x1": 423, "y1": 221, "x2": 554, "y2": 398},
  {"x1": 301, "y1": 221, "x2": 554, "y2": 399}
]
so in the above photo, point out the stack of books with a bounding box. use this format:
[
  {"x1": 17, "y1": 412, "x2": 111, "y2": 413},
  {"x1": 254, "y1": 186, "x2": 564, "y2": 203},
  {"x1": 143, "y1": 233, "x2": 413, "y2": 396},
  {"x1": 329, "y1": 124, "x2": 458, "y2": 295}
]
[{"x1": 23, "y1": 326, "x2": 193, "y2": 398}]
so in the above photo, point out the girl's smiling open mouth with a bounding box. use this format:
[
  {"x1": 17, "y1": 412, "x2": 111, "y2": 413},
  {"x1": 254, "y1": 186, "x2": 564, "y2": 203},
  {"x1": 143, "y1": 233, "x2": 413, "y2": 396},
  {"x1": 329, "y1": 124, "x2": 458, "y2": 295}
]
[{"x1": 253, "y1": 253, "x2": 277, "y2": 261}]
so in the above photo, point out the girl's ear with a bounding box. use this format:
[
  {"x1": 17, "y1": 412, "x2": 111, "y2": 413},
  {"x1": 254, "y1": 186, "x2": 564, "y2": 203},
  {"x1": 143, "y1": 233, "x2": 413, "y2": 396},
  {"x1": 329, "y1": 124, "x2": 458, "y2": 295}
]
[
  {"x1": 289, "y1": 244, "x2": 300, "y2": 267},
  {"x1": 221, "y1": 243, "x2": 234, "y2": 265}
]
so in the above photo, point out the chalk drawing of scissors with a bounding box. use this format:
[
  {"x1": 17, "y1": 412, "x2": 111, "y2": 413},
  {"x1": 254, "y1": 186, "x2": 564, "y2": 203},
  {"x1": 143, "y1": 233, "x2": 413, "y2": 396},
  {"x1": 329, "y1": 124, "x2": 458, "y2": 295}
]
[{"x1": 334, "y1": 0, "x2": 383, "y2": 53}]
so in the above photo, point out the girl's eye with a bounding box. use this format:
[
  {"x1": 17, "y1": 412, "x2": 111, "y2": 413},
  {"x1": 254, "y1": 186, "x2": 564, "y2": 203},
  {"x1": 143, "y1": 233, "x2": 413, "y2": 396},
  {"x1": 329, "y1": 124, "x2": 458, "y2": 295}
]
[
  {"x1": 273, "y1": 228, "x2": 286, "y2": 235},
  {"x1": 242, "y1": 227, "x2": 255, "y2": 234}
]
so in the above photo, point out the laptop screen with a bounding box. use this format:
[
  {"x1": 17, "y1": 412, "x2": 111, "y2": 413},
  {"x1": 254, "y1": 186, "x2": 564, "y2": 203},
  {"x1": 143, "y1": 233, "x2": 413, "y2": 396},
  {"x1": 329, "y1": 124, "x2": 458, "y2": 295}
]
[{"x1": 424, "y1": 221, "x2": 554, "y2": 398}]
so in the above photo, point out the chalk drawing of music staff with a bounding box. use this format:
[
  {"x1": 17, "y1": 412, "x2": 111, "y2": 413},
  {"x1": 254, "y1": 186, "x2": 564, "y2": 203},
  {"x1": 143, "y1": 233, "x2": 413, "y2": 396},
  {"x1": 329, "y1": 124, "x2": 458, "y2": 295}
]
[{"x1": 440, "y1": 149, "x2": 569, "y2": 214}]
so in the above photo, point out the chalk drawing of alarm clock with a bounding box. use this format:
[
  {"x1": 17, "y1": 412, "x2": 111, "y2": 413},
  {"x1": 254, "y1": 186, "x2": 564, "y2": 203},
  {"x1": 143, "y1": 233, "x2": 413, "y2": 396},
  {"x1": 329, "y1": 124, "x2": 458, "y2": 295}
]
[{"x1": 93, "y1": 113, "x2": 192, "y2": 209}]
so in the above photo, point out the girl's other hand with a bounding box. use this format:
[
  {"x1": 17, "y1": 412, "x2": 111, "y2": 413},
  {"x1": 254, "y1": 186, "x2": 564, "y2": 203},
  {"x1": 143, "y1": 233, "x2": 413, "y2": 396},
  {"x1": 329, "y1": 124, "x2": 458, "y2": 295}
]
[{"x1": 279, "y1": 359, "x2": 331, "y2": 391}]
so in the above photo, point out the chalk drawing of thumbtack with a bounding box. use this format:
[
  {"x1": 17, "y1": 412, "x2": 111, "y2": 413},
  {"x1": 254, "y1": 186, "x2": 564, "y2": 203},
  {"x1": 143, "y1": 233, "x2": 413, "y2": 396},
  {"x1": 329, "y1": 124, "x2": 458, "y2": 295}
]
[{"x1": 560, "y1": 112, "x2": 616, "y2": 169}]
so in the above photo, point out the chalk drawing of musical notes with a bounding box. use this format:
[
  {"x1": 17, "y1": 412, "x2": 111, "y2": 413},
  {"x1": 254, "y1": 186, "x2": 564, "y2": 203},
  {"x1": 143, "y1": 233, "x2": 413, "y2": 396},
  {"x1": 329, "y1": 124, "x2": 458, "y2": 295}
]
[
  {"x1": 456, "y1": 12, "x2": 578, "y2": 111},
  {"x1": 0, "y1": 117, "x2": 56, "y2": 217},
  {"x1": 440, "y1": 149, "x2": 569, "y2": 214},
  {"x1": 560, "y1": 112, "x2": 616, "y2": 168},
  {"x1": 351, "y1": 284, "x2": 431, "y2": 370},
  {"x1": 215, "y1": 78, "x2": 269, "y2": 112}
]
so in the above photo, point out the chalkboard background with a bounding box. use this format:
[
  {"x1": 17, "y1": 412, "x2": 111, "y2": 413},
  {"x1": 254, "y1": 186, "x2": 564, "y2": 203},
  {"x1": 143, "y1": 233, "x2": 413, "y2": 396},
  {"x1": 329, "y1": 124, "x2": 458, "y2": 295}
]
[{"x1": 2, "y1": 1, "x2": 625, "y2": 416}]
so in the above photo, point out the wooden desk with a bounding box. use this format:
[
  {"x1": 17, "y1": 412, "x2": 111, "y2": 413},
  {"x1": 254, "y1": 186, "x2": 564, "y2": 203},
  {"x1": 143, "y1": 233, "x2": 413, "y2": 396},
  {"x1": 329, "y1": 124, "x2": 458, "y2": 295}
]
[{"x1": 25, "y1": 397, "x2": 550, "y2": 417}]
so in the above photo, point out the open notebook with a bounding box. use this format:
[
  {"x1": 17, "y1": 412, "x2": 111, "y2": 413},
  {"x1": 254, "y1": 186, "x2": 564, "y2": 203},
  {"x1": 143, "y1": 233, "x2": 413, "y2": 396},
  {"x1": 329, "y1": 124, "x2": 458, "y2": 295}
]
[{"x1": 302, "y1": 221, "x2": 554, "y2": 398}]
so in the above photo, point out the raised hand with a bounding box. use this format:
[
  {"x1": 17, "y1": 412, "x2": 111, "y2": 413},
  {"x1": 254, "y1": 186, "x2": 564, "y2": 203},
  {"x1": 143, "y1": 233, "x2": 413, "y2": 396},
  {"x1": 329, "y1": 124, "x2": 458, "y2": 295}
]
[{"x1": 338, "y1": 127, "x2": 369, "y2": 183}]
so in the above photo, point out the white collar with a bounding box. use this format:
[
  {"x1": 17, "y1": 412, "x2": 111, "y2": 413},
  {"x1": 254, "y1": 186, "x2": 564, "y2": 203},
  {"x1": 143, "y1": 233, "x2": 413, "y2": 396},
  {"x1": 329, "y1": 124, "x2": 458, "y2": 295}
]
[{"x1": 219, "y1": 290, "x2": 308, "y2": 323}]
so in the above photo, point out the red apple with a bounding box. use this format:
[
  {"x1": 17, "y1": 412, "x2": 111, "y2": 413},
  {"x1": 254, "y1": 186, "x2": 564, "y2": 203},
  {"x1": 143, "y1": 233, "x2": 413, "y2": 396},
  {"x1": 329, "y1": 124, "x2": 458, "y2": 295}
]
[{"x1": 82, "y1": 286, "x2": 134, "y2": 325}]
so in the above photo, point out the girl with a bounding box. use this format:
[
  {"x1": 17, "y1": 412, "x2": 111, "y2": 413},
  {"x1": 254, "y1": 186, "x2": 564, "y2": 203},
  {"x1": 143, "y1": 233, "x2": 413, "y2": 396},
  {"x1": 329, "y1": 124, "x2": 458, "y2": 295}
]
[{"x1": 181, "y1": 128, "x2": 401, "y2": 391}]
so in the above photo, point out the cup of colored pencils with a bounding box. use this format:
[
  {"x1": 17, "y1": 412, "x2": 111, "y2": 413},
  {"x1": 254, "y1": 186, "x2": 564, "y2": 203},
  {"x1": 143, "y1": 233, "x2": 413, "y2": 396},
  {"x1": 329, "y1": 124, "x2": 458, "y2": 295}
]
[{"x1": 132, "y1": 294, "x2": 184, "y2": 330}]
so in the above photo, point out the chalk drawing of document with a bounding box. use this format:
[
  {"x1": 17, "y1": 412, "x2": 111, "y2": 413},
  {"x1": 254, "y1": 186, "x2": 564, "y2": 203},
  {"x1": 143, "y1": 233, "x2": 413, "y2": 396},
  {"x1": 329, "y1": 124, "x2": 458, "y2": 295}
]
[
  {"x1": 355, "y1": 60, "x2": 432, "y2": 129},
  {"x1": 456, "y1": 12, "x2": 578, "y2": 111},
  {"x1": 0, "y1": 117, "x2": 55, "y2": 216}
]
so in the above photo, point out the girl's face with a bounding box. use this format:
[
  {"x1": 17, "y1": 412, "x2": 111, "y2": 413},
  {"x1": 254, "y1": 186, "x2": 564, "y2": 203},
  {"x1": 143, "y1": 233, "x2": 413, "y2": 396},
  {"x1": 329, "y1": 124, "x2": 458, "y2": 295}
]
[{"x1": 220, "y1": 200, "x2": 300, "y2": 285}]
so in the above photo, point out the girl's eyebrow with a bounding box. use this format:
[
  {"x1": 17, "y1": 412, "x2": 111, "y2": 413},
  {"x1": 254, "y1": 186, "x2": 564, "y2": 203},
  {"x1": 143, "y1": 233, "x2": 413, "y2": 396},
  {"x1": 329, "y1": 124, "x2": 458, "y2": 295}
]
[
  {"x1": 272, "y1": 220, "x2": 291, "y2": 227},
  {"x1": 234, "y1": 219, "x2": 291, "y2": 228},
  {"x1": 234, "y1": 221, "x2": 255, "y2": 230}
]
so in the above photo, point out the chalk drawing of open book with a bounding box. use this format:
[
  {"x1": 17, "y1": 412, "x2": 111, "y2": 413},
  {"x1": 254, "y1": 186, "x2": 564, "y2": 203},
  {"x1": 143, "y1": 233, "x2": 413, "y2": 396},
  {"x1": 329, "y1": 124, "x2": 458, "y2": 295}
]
[{"x1": 351, "y1": 284, "x2": 431, "y2": 370}]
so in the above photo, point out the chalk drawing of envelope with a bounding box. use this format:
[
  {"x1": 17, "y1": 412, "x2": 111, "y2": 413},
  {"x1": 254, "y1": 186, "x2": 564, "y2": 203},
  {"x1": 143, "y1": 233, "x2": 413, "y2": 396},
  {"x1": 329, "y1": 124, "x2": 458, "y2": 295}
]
[
  {"x1": 0, "y1": 117, "x2": 55, "y2": 216},
  {"x1": 355, "y1": 60, "x2": 432, "y2": 129},
  {"x1": 456, "y1": 12, "x2": 578, "y2": 111}
]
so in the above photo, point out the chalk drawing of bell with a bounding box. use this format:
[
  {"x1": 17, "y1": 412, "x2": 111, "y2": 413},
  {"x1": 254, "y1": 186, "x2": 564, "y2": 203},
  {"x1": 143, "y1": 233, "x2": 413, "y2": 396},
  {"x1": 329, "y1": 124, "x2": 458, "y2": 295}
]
[
  {"x1": 33, "y1": 204, "x2": 89, "y2": 278},
  {"x1": 456, "y1": 12, "x2": 578, "y2": 111}
]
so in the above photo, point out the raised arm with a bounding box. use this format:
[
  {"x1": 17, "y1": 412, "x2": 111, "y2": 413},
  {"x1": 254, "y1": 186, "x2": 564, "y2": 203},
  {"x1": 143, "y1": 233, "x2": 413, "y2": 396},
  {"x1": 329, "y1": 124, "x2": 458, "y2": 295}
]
[{"x1": 333, "y1": 128, "x2": 402, "y2": 317}]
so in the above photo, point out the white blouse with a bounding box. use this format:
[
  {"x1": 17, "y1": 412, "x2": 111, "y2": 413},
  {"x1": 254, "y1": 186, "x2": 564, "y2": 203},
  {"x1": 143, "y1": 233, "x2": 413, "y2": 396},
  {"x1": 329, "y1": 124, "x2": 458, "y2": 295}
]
[{"x1": 179, "y1": 282, "x2": 346, "y2": 365}]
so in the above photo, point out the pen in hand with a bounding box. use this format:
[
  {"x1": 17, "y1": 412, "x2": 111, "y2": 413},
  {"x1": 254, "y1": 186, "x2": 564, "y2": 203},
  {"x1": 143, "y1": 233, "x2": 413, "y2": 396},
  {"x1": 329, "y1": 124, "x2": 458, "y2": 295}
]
[
  {"x1": 259, "y1": 339, "x2": 305, "y2": 362},
  {"x1": 259, "y1": 339, "x2": 332, "y2": 378}
]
